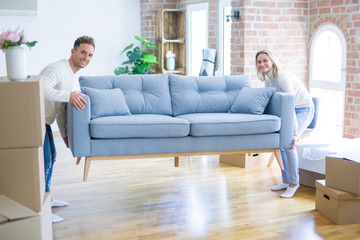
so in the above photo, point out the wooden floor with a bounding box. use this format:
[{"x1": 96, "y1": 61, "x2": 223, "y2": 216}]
[{"x1": 51, "y1": 134, "x2": 360, "y2": 240}]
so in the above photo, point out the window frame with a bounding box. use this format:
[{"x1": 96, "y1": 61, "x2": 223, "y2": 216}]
[
  {"x1": 218, "y1": 0, "x2": 231, "y2": 76},
  {"x1": 309, "y1": 24, "x2": 347, "y2": 91},
  {"x1": 186, "y1": 2, "x2": 209, "y2": 76}
]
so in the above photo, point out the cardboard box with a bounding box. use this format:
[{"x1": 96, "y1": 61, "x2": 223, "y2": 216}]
[
  {"x1": 315, "y1": 180, "x2": 360, "y2": 225},
  {"x1": 0, "y1": 194, "x2": 52, "y2": 240},
  {"x1": 0, "y1": 76, "x2": 45, "y2": 149},
  {"x1": 0, "y1": 147, "x2": 45, "y2": 212},
  {"x1": 325, "y1": 150, "x2": 360, "y2": 195},
  {"x1": 40, "y1": 193, "x2": 53, "y2": 240},
  {"x1": 220, "y1": 153, "x2": 265, "y2": 168}
]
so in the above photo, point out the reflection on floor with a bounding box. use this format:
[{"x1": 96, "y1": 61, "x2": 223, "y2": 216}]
[{"x1": 51, "y1": 133, "x2": 360, "y2": 240}]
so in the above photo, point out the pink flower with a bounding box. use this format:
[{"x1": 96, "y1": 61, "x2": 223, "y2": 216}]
[
  {"x1": 0, "y1": 28, "x2": 37, "y2": 51},
  {"x1": 2, "y1": 30, "x2": 20, "y2": 43}
]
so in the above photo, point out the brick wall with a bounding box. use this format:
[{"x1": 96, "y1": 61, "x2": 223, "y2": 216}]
[
  {"x1": 231, "y1": 0, "x2": 309, "y2": 86},
  {"x1": 141, "y1": 0, "x2": 360, "y2": 138}
]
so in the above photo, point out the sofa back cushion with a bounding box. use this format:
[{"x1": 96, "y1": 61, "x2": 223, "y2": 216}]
[
  {"x1": 169, "y1": 75, "x2": 250, "y2": 116},
  {"x1": 79, "y1": 74, "x2": 172, "y2": 115}
]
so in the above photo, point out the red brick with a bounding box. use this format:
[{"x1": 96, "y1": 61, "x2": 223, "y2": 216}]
[
  {"x1": 353, "y1": 83, "x2": 360, "y2": 89},
  {"x1": 318, "y1": 1, "x2": 330, "y2": 7},
  {"x1": 295, "y1": 2, "x2": 308, "y2": 8},
  {"x1": 253, "y1": 1, "x2": 276, "y2": 8}
]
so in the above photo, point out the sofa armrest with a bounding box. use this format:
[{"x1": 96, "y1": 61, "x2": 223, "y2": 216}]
[
  {"x1": 66, "y1": 94, "x2": 91, "y2": 157},
  {"x1": 264, "y1": 92, "x2": 294, "y2": 148}
]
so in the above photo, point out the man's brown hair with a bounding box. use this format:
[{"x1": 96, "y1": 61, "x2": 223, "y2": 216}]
[{"x1": 74, "y1": 36, "x2": 95, "y2": 50}]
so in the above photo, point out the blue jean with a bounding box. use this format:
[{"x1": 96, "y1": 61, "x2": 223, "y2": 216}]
[
  {"x1": 44, "y1": 124, "x2": 56, "y2": 193},
  {"x1": 281, "y1": 107, "x2": 314, "y2": 184}
]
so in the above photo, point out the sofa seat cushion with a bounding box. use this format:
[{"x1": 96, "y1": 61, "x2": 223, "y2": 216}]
[
  {"x1": 90, "y1": 114, "x2": 190, "y2": 138},
  {"x1": 176, "y1": 113, "x2": 281, "y2": 136}
]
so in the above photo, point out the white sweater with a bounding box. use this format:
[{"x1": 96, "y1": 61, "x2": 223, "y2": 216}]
[
  {"x1": 40, "y1": 59, "x2": 74, "y2": 137},
  {"x1": 265, "y1": 70, "x2": 313, "y2": 108},
  {"x1": 265, "y1": 70, "x2": 313, "y2": 136}
]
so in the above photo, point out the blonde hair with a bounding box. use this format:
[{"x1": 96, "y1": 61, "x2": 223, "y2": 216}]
[{"x1": 255, "y1": 50, "x2": 281, "y2": 81}]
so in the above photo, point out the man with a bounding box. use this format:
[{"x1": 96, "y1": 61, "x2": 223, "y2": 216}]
[{"x1": 40, "y1": 36, "x2": 95, "y2": 223}]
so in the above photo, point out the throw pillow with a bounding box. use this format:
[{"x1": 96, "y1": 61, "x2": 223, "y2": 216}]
[
  {"x1": 230, "y1": 87, "x2": 276, "y2": 114},
  {"x1": 81, "y1": 87, "x2": 131, "y2": 119}
]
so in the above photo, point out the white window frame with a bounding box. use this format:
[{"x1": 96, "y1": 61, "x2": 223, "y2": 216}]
[
  {"x1": 186, "y1": 2, "x2": 209, "y2": 76},
  {"x1": 218, "y1": 0, "x2": 231, "y2": 76},
  {"x1": 309, "y1": 24, "x2": 347, "y2": 91},
  {"x1": 309, "y1": 23, "x2": 347, "y2": 138}
]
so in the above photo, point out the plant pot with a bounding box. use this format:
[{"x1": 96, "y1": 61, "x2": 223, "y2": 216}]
[{"x1": 5, "y1": 46, "x2": 28, "y2": 81}]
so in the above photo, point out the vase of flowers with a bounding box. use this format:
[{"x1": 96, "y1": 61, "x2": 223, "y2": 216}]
[{"x1": 0, "y1": 29, "x2": 37, "y2": 81}]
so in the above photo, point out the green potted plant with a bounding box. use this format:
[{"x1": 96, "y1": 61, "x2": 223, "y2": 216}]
[{"x1": 114, "y1": 35, "x2": 158, "y2": 75}]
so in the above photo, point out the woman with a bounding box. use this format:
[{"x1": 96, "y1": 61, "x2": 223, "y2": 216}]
[{"x1": 255, "y1": 50, "x2": 314, "y2": 198}]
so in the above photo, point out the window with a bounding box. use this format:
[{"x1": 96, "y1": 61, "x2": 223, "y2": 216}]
[
  {"x1": 309, "y1": 24, "x2": 346, "y2": 138},
  {"x1": 219, "y1": 0, "x2": 232, "y2": 76},
  {"x1": 186, "y1": 3, "x2": 208, "y2": 76}
]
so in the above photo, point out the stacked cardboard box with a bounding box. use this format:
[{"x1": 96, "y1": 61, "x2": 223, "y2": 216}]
[
  {"x1": 315, "y1": 150, "x2": 360, "y2": 225},
  {"x1": 0, "y1": 76, "x2": 52, "y2": 239},
  {"x1": 220, "y1": 153, "x2": 266, "y2": 168}
]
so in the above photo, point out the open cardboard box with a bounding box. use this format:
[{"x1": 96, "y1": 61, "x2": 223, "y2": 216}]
[
  {"x1": 0, "y1": 194, "x2": 52, "y2": 239},
  {"x1": 326, "y1": 150, "x2": 360, "y2": 195},
  {"x1": 315, "y1": 180, "x2": 360, "y2": 225}
]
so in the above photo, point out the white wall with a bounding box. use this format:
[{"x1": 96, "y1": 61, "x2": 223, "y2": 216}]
[
  {"x1": 0, "y1": 0, "x2": 140, "y2": 131},
  {"x1": 0, "y1": 0, "x2": 140, "y2": 79}
]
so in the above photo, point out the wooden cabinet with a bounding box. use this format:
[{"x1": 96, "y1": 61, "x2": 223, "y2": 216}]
[{"x1": 156, "y1": 9, "x2": 185, "y2": 75}]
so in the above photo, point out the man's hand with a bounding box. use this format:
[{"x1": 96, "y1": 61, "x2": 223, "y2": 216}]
[
  {"x1": 69, "y1": 91, "x2": 87, "y2": 110},
  {"x1": 63, "y1": 137, "x2": 69, "y2": 148}
]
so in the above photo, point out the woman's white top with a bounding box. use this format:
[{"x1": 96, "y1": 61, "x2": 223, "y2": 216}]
[
  {"x1": 265, "y1": 70, "x2": 313, "y2": 109},
  {"x1": 265, "y1": 69, "x2": 313, "y2": 136}
]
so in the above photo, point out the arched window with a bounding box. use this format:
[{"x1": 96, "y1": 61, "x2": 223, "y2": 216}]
[{"x1": 309, "y1": 24, "x2": 346, "y2": 138}]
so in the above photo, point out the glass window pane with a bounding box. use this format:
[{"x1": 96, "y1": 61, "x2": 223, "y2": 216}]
[
  {"x1": 310, "y1": 25, "x2": 346, "y2": 138},
  {"x1": 311, "y1": 88, "x2": 344, "y2": 138},
  {"x1": 312, "y1": 31, "x2": 342, "y2": 83},
  {"x1": 189, "y1": 10, "x2": 207, "y2": 76}
]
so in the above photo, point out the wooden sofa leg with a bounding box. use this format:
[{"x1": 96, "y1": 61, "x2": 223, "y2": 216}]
[
  {"x1": 273, "y1": 149, "x2": 284, "y2": 170},
  {"x1": 174, "y1": 156, "x2": 179, "y2": 167},
  {"x1": 83, "y1": 157, "x2": 92, "y2": 181},
  {"x1": 267, "y1": 153, "x2": 275, "y2": 167},
  {"x1": 76, "y1": 157, "x2": 81, "y2": 165}
]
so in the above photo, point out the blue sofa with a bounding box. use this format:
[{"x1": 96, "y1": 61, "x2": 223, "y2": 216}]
[{"x1": 67, "y1": 74, "x2": 294, "y2": 181}]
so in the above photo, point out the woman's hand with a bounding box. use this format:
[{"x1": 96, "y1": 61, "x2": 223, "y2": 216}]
[{"x1": 291, "y1": 135, "x2": 298, "y2": 149}]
